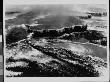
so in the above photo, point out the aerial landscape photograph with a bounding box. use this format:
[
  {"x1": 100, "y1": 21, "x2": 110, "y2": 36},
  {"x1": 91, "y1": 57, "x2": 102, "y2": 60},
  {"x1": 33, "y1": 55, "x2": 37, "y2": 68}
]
[{"x1": 5, "y1": 4, "x2": 108, "y2": 77}]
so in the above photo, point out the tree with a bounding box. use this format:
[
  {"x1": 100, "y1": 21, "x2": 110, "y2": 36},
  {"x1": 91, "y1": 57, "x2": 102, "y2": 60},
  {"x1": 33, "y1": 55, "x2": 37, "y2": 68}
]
[{"x1": 6, "y1": 26, "x2": 28, "y2": 44}]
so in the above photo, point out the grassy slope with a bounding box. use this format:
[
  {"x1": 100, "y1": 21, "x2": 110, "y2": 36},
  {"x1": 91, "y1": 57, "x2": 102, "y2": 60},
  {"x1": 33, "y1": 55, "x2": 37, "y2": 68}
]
[{"x1": 6, "y1": 39, "x2": 107, "y2": 77}]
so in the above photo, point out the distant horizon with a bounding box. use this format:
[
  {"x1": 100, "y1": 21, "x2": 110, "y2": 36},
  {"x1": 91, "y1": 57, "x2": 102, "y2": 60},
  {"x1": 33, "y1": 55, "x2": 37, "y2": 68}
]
[{"x1": 6, "y1": 4, "x2": 107, "y2": 12}]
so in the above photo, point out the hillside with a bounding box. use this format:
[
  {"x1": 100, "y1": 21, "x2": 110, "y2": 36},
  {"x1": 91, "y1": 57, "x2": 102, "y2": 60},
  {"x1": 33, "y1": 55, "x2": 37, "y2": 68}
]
[{"x1": 6, "y1": 39, "x2": 107, "y2": 77}]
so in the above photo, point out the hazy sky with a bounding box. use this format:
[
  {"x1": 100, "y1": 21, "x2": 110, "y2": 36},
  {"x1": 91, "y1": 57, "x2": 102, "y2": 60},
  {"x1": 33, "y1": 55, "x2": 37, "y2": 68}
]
[
  {"x1": 4, "y1": 0, "x2": 108, "y2": 4},
  {"x1": 5, "y1": 4, "x2": 107, "y2": 16},
  {"x1": 6, "y1": 4, "x2": 106, "y2": 11}
]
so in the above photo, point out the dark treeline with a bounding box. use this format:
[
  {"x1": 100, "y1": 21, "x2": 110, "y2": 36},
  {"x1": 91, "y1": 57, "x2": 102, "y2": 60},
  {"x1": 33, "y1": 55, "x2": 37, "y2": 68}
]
[
  {"x1": 30, "y1": 24, "x2": 106, "y2": 46},
  {"x1": 87, "y1": 12, "x2": 107, "y2": 17},
  {"x1": 79, "y1": 15, "x2": 92, "y2": 19},
  {"x1": 6, "y1": 24, "x2": 87, "y2": 44},
  {"x1": 27, "y1": 24, "x2": 105, "y2": 41},
  {"x1": 6, "y1": 24, "x2": 107, "y2": 46},
  {"x1": 59, "y1": 30, "x2": 107, "y2": 46},
  {"x1": 26, "y1": 25, "x2": 87, "y2": 38},
  {"x1": 27, "y1": 24, "x2": 106, "y2": 46},
  {"x1": 59, "y1": 30, "x2": 105, "y2": 40}
]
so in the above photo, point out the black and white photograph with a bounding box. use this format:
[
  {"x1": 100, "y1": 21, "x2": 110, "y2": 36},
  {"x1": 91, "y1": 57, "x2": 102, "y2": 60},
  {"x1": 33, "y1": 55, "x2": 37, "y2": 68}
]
[{"x1": 4, "y1": 0, "x2": 109, "y2": 82}]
